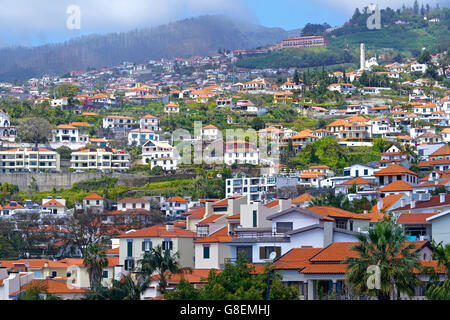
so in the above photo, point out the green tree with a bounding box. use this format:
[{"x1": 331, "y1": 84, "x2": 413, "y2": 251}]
[
  {"x1": 83, "y1": 243, "x2": 108, "y2": 291},
  {"x1": 166, "y1": 255, "x2": 299, "y2": 300},
  {"x1": 425, "y1": 241, "x2": 450, "y2": 300},
  {"x1": 55, "y1": 145, "x2": 73, "y2": 160},
  {"x1": 17, "y1": 117, "x2": 53, "y2": 147},
  {"x1": 84, "y1": 274, "x2": 150, "y2": 300},
  {"x1": 139, "y1": 244, "x2": 183, "y2": 295},
  {"x1": 346, "y1": 220, "x2": 422, "y2": 300}
]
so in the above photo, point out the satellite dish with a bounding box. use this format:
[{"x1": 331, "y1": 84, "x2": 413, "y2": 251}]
[
  {"x1": 268, "y1": 252, "x2": 277, "y2": 261},
  {"x1": 217, "y1": 174, "x2": 222, "y2": 178}
]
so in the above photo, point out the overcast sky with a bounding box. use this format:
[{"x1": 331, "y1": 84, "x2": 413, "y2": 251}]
[{"x1": 0, "y1": 0, "x2": 447, "y2": 47}]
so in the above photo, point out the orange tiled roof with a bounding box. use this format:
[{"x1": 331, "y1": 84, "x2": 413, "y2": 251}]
[
  {"x1": 308, "y1": 206, "x2": 370, "y2": 220},
  {"x1": 21, "y1": 279, "x2": 89, "y2": 295},
  {"x1": 397, "y1": 212, "x2": 437, "y2": 224},
  {"x1": 197, "y1": 214, "x2": 225, "y2": 224},
  {"x1": 340, "y1": 177, "x2": 373, "y2": 186},
  {"x1": 370, "y1": 193, "x2": 405, "y2": 213},
  {"x1": 374, "y1": 164, "x2": 417, "y2": 176},
  {"x1": 379, "y1": 180, "x2": 413, "y2": 192},
  {"x1": 264, "y1": 200, "x2": 279, "y2": 208},
  {"x1": 167, "y1": 196, "x2": 188, "y2": 203},
  {"x1": 272, "y1": 248, "x2": 321, "y2": 269},
  {"x1": 83, "y1": 193, "x2": 103, "y2": 200},
  {"x1": 194, "y1": 226, "x2": 233, "y2": 243},
  {"x1": 292, "y1": 193, "x2": 315, "y2": 204}
]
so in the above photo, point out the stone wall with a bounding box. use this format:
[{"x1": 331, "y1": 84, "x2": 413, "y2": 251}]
[{"x1": 0, "y1": 172, "x2": 196, "y2": 191}]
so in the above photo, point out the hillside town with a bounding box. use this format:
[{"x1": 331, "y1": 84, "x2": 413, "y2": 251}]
[{"x1": 0, "y1": 4, "x2": 450, "y2": 302}]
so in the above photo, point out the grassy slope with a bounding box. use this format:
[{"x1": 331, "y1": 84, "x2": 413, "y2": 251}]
[{"x1": 236, "y1": 24, "x2": 449, "y2": 69}]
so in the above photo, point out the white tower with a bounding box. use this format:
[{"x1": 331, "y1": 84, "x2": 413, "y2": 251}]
[{"x1": 360, "y1": 43, "x2": 366, "y2": 70}]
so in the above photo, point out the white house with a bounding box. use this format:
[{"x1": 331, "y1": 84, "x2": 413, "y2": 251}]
[
  {"x1": 139, "y1": 115, "x2": 160, "y2": 131},
  {"x1": 128, "y1": 129, "x2": 160, "y2": 146}
]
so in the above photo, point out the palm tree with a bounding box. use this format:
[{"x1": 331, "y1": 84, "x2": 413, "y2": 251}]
[
  {"x1": 138, "y1": 244, "x2": 184, "y2": 295},
  {"x1": 84, "y1": 274, "x2": 150, "y2": 300},
  {"x1": 345, "y1": 219, "x2": 422, "y2": 300},
  {"x1": 83, "y1": 243, "x2": 108, "y2": 291},
  {"x1": 425, "y1": 241, "x2": 450, "y2": 300}
]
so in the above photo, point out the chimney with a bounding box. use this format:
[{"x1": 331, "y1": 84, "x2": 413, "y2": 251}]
[
  {"x1": 377, "y1": 198, "x2": 384, "y2": 212},
  {"x1": 166, "y1": 223, "x2": 174, "y2": 232},
  {"x1": 205, "y1": 201, "x2": 214, "y2": 218},
  {"x1": 411, "y1": 200, "x2": 416, "y2": 209},
  {"x1": 44, "y1": 262, "x2": 49, "y2": 268},
  {"x1": 440, "y1": 193, "x2": 446, "y2": 203},
  {"x1": 324, "y1": 222, "x2": 334, "y2": 248},
  {"x1": 400, "y1": 198, "x2": 405, "y2": 207}
]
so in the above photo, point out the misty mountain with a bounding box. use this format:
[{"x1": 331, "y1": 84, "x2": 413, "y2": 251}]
[{"x1": 0, "y1": 15, "x2": 300, "y2": 81}]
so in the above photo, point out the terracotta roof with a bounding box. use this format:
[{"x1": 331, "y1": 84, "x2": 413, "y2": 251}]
[
  {"x1": 264, "y1": 200, "x2": 279, "y2": 208},
  {"x1": 308, "y1": 206, "x2": 370, "y2": 220},
  {"x1": 418, "y1": 159, "x2": 450, "y2": 167},
  {"x1": 379, "y1": 180, "x2": 413, "y2": 192},
  {"x1": 21, "y1": 279, "x2": 89, "y2": 295},
  {"x1": 226, "y1": 213, "x2": 240, "y2": 219},
  {"x1": 370, "y1": 193, "x2": 405, "y2": 213},
  {"x1": 212, "y1": 197, "x2": 241, "y2": 207},
  {"x1": 153, "y1": 269, "x2": 216, "y2": 285},
  {"x1": 393, "y1": 194, "x2": 450, "y2": 211},
  {"x1": 272, "y1": 248, "x2": 321, "y2": 269},
  {"x1": 106, "y1": 247, "x2": 119, "y2": 255},
  {"x1": 184, "y1": 207, "x2": 205, "y2": 219},
  {"x1": 60, "y1": 257, "x2": 119, "y2": 267},
  {"x1": 292, "y1": 193, "x2": 315, "y2": 204},
  {"x1": 42, "y1": 200, "x2": 65, "y2": 207},
  {"x1": 118, "y1": 225, "x2": 196, "y2": 238},
  {"x1": 374, "y1": 164, "x2": 417, "y2": 176},
  {"x1": 340, "y1": 177, "x2": 374, "y2": 186},
  {"x1": 0, "y1": 259, "x2": 67, "y2": 269},
  {"x1": 397, "y1": 212, "x2": 436, "y2": 224},
  {"x1": 166, "y1": 196, "x2": 188, "y2": 203},
  {"x1": 194, "y1": 226, "x2": 234, "y2": 243},
  {"x1": 118, "y1": 198, "x2": 147, "y2": 204},
  {"x1": 359, "y1": 212, "x2": 389, "y2": 221},
  {"x1": 301, "y1": 264, "x2": 348, "y2": 274},
  {"x1": 197, "y1": 214, "x2": 225, "y2": 225},
  {"x1": 83, "y1": 193, "x2": 103, "y2": 200}
]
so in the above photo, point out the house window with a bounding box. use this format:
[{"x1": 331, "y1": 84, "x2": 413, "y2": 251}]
[
  {"x1": 162, "y1": 240, "x2": 173, "y2": 251},
  {"x1": 259, "y1": 246, "x2": 281, "y2": 260},
  {"x1": 142, "y1": 240, "x2": 152, "y2": 252},
  {"x1": 203, "y1": 246, "x2": 210, "y2": 259},
  {"x1": 336, "y1": 220, "x2": 347, "y2": 229},
  {"x1": 51, "y1": 271, "x2": 57, "y2": 278},
  {"x1": 124, "y1": 258, "x2": 134, "y2": 271},
  {"x1": 102, "y1": 270, "x2": 109, "y2": 278},
  {"x1": 276, "y1": 222, "x2": 293, "y2": 233},
  {"x1": 127, "y1": 240, "x2": 133, "y2": 257},
  {"x1": 252, "y1": 210, "x2": 257, "y2": 228}
]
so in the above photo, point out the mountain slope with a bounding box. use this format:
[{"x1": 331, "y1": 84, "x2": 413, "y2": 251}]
[{"x1": 0, "y1": 15, "x2": 295, "y2": 81}]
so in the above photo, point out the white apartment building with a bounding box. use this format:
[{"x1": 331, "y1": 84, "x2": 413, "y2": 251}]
[
  {"x1": 224, "y1": 141, "x2": 259, "y2": 165},
  {"x1": 128, "y1": 129, "x2": 160, "y2": 146},
  {"x1": 142, "y1": 140, "x2": 174, "y2": 163},
  {"x1": 53, "y1": 124, "x2": 88, "y2": 143},
  {"x1": 102, "y1": 115, "x2": 136, "y2": 131},
  {"x1": 151, "y1": 157, "x2": 177, "y2": 171},
  {"x1": 70, "y1": 148, "x2": 130, "y2": 172},
  {"x1": 225, "y1": 176, "x2": 298, "y2": 202},
  {"x1": 139, "y1": 115, "x2": 160, "y2": 131},
  {"x1": 0, "y1": 148, "x2": 60, "y2": 173},
  {"x1": 198, "y1": 125, "x2": 221, "y2": 141},
  {"x1": 117, "y1": 198, "x2": 151, "y2": 211}
]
